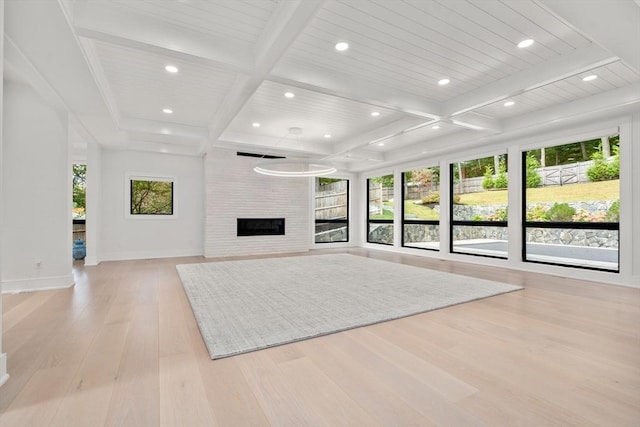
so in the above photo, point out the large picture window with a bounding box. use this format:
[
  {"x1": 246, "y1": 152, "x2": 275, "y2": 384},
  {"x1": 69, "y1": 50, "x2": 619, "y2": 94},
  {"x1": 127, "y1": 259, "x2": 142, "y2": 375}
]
[
  {"x1": 314, "y1": 178, "x2": 349, "y2": 243},
  {"x1": 450, "y1": 154, "x2": 508, "y2": 258},
  {"x1": 129, "y1": 176, "x2": 174, "y2": 216},
  {"x1": 367, "y1": 174, "x2": 394, "y2": 245},
  {"x1": 522, "y1": 135, "x2": 619, "y2": 271},
  {"x1": 402, "y1": 167, "x2": 440, "y2": 250}
]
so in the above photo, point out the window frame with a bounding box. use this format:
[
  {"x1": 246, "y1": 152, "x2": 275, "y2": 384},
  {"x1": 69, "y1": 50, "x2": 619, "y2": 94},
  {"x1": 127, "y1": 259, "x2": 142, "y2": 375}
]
[
  {"x1": 400, "y1": 169, "x2": 440, "y2": 251},
  {"x1": 125, "y1": 173, "x2": 177, "y2": 219},
  {"x1": 366, "y1": 176, "x2": 394, "y2": 246},
  {"x1": 449, "y1": 159, "x2": 508, "y2": 259},
  {"x1": 314, "y1": 178, "x2": 350, "y2": 244},
  {"x1": 520, "y1": 149, "x2": 620, "y2": 272}
]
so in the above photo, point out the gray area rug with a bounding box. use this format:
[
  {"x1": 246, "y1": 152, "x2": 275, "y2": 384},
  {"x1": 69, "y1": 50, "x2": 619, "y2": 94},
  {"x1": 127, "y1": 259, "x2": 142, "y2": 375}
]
[{"x1": 176, "y1": 254, "x2": 522, "y2": 359}]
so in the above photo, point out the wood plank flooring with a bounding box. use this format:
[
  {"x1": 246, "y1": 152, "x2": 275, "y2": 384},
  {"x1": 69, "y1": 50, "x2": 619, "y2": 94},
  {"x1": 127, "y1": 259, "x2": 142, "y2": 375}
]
[{"x1": 1, "y1": 248, "x2": 639, "y2": 426}]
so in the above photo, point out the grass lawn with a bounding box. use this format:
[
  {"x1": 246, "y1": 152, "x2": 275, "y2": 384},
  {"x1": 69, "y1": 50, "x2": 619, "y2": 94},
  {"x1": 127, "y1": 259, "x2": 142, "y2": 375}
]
[
  {"x1": 369, "y1": 180, "x2": 618, "y2": 220},
  {"x1": 457, "y1": 180, "x2": 619, "y2": 205},
  {"x1": 404, "y1": 200, "x2": 439, "y2": 220}
]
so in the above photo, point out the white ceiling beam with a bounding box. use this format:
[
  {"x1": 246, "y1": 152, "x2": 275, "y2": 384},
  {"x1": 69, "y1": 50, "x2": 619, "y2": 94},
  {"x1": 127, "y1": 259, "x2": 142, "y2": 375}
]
[
  {"x1": 204, "y1": 0, "x2": 325, "y2": 152},
  {"x1": 269, "y1": 64, "x2": 442, "y2": 119},
  {"x1": 537, "y1": 0, "x2": 640, "y2": 73},
  {"x1": 443, "y1": 44, "x2": 619, "y2": 117},
  {"x1": 72, "y1": 0, "x2": 254, "y2": 74},
  {"x1": 331, "y1": 117, "x2": 431, "y2": 155},
  {"x1": 447, "y1": 112, "x2": 502, "y2": 133},
  {"x1": 119, "y1": 117, "x2": 208, "y2": 140},
  {"x1": 77, "y1": 38, "x2": 122, "y2": 127},
  {"x1": 216, "y1": 131, "x2": 334, "y2": 157}
]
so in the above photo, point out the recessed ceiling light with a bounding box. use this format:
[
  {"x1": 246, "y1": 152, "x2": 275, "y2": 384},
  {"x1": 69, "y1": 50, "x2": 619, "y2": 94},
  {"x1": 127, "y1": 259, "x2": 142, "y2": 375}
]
[
  {"x1": 164, "y1": 65, "x2": 179, "y2": 73},
  {"x1": 432, "y1": 125, "x2": 440, "y2": 130},
  {"x1": 162, "y1": 108, "x2": 173, "y2": 114},
  {"x1": 517, "y1": 39, "x2": 534, "y2": 48},
  {"x1": 284, "y1": 92, "x2": 295, "y2": 98},
  {"x1": 504, "y1": 101, "x2": 515, "y2": 107},
  {"x1": 377, "y1": 142, "x2": 385, "y2": 147},
  {"x1": 582, "y1": 74, "x2": 598, "y2": 82},
  {"x1": 438, "y1": 78, "x2": 450, "y2": 86},
  {"x1": 371, "y1": 111, "x2": 380, "y2": 117},
  {"x1": 324, "y1": 133, "x2": 331, "y2": 138},
  {"x1": 252, "y1": 122, "x2": 260, "y2": 128},
  {"x1": 335, "y1": 42, "x2": 349, "y2": 51}
]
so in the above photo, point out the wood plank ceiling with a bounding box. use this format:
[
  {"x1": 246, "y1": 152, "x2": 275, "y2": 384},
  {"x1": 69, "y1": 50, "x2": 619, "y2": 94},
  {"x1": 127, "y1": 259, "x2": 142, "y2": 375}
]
[{"x1": 8, "y1": 0, "x2": 639, "y2": 171}]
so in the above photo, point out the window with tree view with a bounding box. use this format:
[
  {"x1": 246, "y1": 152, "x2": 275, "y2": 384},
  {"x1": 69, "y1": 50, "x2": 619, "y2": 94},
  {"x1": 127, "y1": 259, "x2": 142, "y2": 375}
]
[
  {"x1": 450, "y1": 154, "x2": 508, "y2": 258},
  {"x1": 522, "y1": 134, "x2": 619, "y2": 271},
  {"x1": 367, "y1": 174, "x2": 394, "y2": 245},
  {"x1": 130, "y1": 178, "x2": 174, "y2": 215},
  {"x1": 402, "y1": 167, "x2": 440, "y2": 250}
]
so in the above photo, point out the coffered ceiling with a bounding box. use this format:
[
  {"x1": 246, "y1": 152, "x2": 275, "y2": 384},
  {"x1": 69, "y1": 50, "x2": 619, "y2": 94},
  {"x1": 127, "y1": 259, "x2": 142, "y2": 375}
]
[{"x1": 4, "y1": 0, "x2": 640, "y2": 171}]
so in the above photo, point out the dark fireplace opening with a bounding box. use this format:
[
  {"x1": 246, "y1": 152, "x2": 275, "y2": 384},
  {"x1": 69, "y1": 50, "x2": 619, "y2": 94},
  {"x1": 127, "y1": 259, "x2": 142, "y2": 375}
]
[{"x1": 237, "y1": 218, "x2": 285, "y2": 236}]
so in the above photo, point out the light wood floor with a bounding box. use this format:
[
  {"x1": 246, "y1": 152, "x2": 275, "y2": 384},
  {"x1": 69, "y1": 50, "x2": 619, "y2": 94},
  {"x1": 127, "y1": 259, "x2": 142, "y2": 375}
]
[{"x1": 1, "y1": 248, "x2": 639, "y2": 427}]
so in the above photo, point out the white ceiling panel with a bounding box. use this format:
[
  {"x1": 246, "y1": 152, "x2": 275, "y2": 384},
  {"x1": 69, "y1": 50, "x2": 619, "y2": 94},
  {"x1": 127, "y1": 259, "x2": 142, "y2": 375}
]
[
  {"x1": 92, "y1": 40, "x2": 239, "y2": 126},
  {"x1": 102, "y1": 0, "x2": 278, "y2": 45},
  {"x1": 275, "y1": 0, "x2": 593, "y2": 102},
  {"x1": 224, "y1": 80, "x2": 424, "y2": 145},
  {"x1": 474, "y1": 61, "x2": 640, "y2": 119}
]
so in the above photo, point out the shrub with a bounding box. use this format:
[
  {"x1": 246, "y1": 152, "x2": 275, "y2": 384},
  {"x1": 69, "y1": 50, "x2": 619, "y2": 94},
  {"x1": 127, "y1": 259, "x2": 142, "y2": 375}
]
[
  {"x1": 484, "y1": 207, "x2": 508, "y2": 221},
  {"x1": 421, "y1": 191, "x2": 461, "y2": 205},
  {"x1": 607, "y1": 200, "x2": 620, "y2": 222},
  {"x1": 547, "y1": 202, "x2": 576, "y2": 221},
  {"x1": 472, "y1": 215, "x2": 483, "y2": 221},
  {"x1": 482, "y1": 166, "x2": 495, "y2": 189},
  {"x1": 526, "y1": 205, "x2": 549, "y2": 221},
  {"x1": 586, "y1": 150, "x2": 611, "y2": 182},
  {"x1": 572, "y1": 209, "x2": 607, "y2": 222},
  {"x1": 493, "y1": 160, "x2": 508, "y2": 189},
  {"x1": 421, "y1": 191, "x2": 439, "y2": 204},
  {"x1": 525, "y1": 153, "x2": 542, "y2": 188}
]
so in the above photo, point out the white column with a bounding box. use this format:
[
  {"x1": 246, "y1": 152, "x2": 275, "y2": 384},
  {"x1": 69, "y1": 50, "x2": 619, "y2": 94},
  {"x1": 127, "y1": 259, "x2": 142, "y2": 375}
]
[
  {"x1": 438, "y1": 159, "x2": 451, "y2": 254},
  {"x1": 84, "y1": 141, "x2": 101, "y2": 265},
  {"x1": 0, "y1": 0, "x2": 9, "y2": 387},
  {"x1": 507, "y1": 146, "x2": 523, "y2": 267}
]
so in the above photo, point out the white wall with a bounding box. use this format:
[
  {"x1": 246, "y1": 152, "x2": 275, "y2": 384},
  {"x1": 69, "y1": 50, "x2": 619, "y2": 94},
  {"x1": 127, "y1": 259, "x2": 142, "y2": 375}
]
[
  {"x1": 98, "y1": 150, "x2": 203, "y2": 261},
  {"x1": 205, "y1": 148, "x2": 309, "y2": 258},
  {"x1": 1, "y1": 80, "x2": 73, "y2": 293}
]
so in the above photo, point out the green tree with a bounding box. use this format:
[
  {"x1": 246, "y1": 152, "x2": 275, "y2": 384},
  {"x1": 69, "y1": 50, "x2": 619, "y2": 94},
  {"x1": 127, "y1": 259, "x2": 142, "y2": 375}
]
[
  {"x1": 370, "y1": 174, "x2": 394, "y2": 188},
  {"x1": 73, "y1": 164, "x2": 86, "y2": 216},
  {"x1": 131, "y1": 180, "x2": 173, "y2": 215},
  {"x1": 525, "y1": 152, "x2": 542, "y2": 188},
  {"x1": 494, "y1": 159, "x2": 508, "y2": 189},
  {"x1": 482, "y1": 166, "x2": 495, "y2": 189}
]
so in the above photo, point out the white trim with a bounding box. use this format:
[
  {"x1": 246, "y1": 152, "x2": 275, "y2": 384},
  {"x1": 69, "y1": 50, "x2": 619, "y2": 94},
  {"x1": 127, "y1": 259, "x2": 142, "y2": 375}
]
[
  {"x1": 0, "y1": 353, "x2": 8, "y2": 388},
  {"x1": 99, "y1": 248, "x2": 203, "y2": 262},
  {"x1": 1, "y1": 274, "x2": 74, "y2": 294},
  {"x1": 124, "y1": 172, "x2": 177, "y2": 220},
  {"x1": 83, "y1": 256, "x2": 100, "y2": 266}
]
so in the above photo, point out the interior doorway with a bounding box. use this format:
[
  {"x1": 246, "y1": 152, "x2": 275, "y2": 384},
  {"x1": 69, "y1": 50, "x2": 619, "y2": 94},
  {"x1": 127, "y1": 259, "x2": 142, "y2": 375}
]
[{"x1": 72, "y1": 163, "x2": 86, "y2": 261}]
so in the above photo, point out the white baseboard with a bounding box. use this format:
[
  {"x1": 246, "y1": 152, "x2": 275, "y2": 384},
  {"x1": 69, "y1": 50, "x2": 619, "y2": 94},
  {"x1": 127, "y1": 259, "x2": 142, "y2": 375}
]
[
  {"x1": 83, "y1": 256, "x2": 100, "y2": 266},
  {"x1": 99, "y1": 248, "x2": 203, "y2": 262},
  {"x1": 0, "y1": 353, "x2": 8, "y2": 387},
  {"x1": 1, "y1": 273, "x2": 74, "y2": 294}
]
